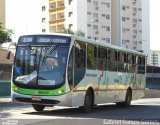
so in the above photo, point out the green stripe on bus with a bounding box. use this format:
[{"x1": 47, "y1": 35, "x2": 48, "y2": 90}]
[{"x1": 12, "y1": 82, "x2": 66, "y2": 96}]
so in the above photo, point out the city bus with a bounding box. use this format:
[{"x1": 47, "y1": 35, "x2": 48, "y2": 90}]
[{"x1": 9, "y1": 33, "x2": 147, "y2": 112}]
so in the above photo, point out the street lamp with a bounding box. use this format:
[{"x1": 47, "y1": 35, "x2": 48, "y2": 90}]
[{"x1": 78, "y1": 19, "x2": 98, "y2": 30}]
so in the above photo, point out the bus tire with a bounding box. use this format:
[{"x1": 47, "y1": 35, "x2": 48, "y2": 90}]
[
  {"x1": 116, "y1": 89, "x2": 132, "y2": 107},
  {"x1": 32, "y1": 104, "x2": 45, "y2": 112},
  {"x1": 81, "y1": 89, "x2": 94, "y2": 113}
]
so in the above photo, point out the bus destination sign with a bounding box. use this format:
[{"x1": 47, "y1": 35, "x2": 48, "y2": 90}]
[{"x1": 19, "y1": 35, "x2": 70, "y2": 45}]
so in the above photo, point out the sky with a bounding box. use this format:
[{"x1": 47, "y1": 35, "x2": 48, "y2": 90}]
[
  {"x1": 5, "y1": 0, "x2": 42, "y2": 42},
  {"x1": 150, "y1": 0, "x2": 160, "y2": 50}
]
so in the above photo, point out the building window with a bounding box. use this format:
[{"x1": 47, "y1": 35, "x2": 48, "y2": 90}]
[
  {"x1": 133, "y1": 41, "x2": 137, "y2": 46},
  {"x1": 93, "y1": 13, "x2": 98, "y2": 18},
  {"x1": 106, "y1": 3, "x2": 110, "y2": 8},
  {"x1": 102, "y1": 14, "x2": 105, "y2": 17},
  {"x1": 106, "y1": 15, "x2": 110, "y2": 19},
  {"x1": 106, "y1": 38, "x2": 110, "y2": 43},
  {"x1": 69, "y1": 0, "x2": 72, "y2": 5},
  {"x1": 95, "y1": 37, "x2": 98, "y2": 40},
  {"x1": 138, "y1": 8, "x2": 142, "y2": 11},
  {"x1": 87, "y1": 0, "x2": 91, "y2": 3},
  {"x1": 42, "y1": 6, "x2": 46, "y2": 11},
  {"x1": 93, "y1": 25, "x2": 98, "y2": 30},
  {"x1": 133, "y1": 19, "x2": 137, "y2": 23},
  {"x1": 101, "y1": 25, "x2": 105, "y2": 29},
  {"x1": 102, "y1": 38, "x2": 110, "y2": 43},
  {"x1": 87, "y1": 24, "x2": 91, "y2": 27},
  {"x1": 87, "y1": 12, "x2": 91, "y2": 15},
  {"x1": 139, "y1": 41, "x2": 142, "y2": 44},
  {"x1": 87, "y1": 36, "x2": 91, "y2": 39},
  {"x1": 139, "y1": 30, "x2": 142, "y2": 33},
  {"x1": 42, "y1": 29, "x2": 46, "y2": 33},
  {"x1": 69, "y1": 12, "x2": 73, "y2": 17},
  {"x1": 122, "y1": 28, "x2": 129, "y2": 33},
  {"x1": 122, "y1": 5, "x2": 125, "y2": 10},
  {"x1": 69, "y1": 24, "x2": 73, "y2": 29},
  {"x1": 93, "y1": 1, "x2": 98, "y2": 6},
  {"x1": 42, "y1": 18, "x2": 46, "y2": 23},
  {"x1": 138, "y1": 19, "x2": 142, "y2": 22},
  {"x1": 106, "y1": 26, "x2": 110, "y2": 31},
  {"x1": 122, "y1": 17, "x2": 126, "y2": 21}
]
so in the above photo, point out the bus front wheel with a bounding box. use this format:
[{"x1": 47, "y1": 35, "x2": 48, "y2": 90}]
[
  {"x1": 32, "y1": 104, "x2": 45, "y2": 112},
  {"x1": 81, "y1": 89, "x2": 94, "y2": 113}
]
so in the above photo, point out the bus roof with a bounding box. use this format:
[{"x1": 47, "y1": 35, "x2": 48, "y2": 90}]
[{"x1": 20, "y1": 33, "x2": 147, "y2": 57}]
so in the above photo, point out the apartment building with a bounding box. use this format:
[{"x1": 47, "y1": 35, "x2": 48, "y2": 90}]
[
  {"x1": 0, "y1": 0, "x2": 5, "y2": 27},
  {"x1": 49, "y1": 0, "x2": 65, "y2": 33},
  {"x1": 41, "y1": 0, "x2": 150, "y2": 55},
  {"x1": 111, "y1": 0, "x2": 143, "y2": 51},
  {"x1": 150, "y1": 50, "x2": 160, "y2": 67},
  {"x1": 64, "y1": 0, "x2": 111, "y2": 43},
  {"x1": 45, "y1": 0, "x2": 111, "y2": 43}
]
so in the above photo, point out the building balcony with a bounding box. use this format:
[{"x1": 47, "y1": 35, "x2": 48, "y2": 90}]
[
  {"x1": 49, "y1": 18, "x2": 65, "y2": 24},
  {"x1": 49, "y1": 6, "x2": 65, "y2": 12},
  {"x1": 50, "y1": 25, "x2": 64, "y2": 33}
]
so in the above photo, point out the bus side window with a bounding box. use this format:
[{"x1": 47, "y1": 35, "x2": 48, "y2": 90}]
[
  {"x1": 141, "y1": 57, "x2": 146, "y2": 74},
  {"x1": 98, "y1": 46, "x2": 107, "y2": 70},
  {"x1": 68, "y1": 48, "x2": 73, "y2": 88},
  {"x1": 87, "y1": 44, "x2": 97, "y2": 69},
  {"x1": 74, "y1": 41, "x2": 86, "y2": 87},
  {"x1": 137, "y1": 56, "x2": 142, "y2": 74},
  {"x1": 107, "y1": 49, "x2": 111, "y2": 71},
  {"x1": 75, "y1": 41, "x2": 86, "y2": 68},
  {"x1": 118, "y1": 51, "x2": 125, "y2": 72}
]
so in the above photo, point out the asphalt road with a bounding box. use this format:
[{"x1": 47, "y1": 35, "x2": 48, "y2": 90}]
[{"x1": 0, "y1": 98, "x2": 160, "y2": 125}]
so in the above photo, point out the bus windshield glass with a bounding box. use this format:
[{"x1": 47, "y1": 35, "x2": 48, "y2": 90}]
[{"x1": 13, "y1": 35, "x2": 71, "y2": 88}]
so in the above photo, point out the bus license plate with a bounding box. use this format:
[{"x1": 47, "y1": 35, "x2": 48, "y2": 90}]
[{"x1": 32, "y1": 97, "x2": 42, "y2": 101}]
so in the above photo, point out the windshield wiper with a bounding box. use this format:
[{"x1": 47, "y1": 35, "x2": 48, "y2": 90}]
[{"x1": 43, "y1": 45, "x2": 57, "y2": 58}]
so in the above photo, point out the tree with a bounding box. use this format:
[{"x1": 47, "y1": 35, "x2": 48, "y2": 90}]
[
  {"x1": 63, "y1": 28, "x2": 85, "y2": 37},
  {"x1": 63, "y1": 28, "x2": 74, "y2": 35},
  {"x1": 74, "y1": 30, "x2": 85, "y2": 37},
  {"x1": 0, "y1": 23, "x2": 13, "y2": 44}
]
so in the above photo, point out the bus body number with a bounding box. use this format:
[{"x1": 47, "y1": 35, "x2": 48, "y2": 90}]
[{"x1": 36, "y1": 90, "x2": 49, "y2": 95}]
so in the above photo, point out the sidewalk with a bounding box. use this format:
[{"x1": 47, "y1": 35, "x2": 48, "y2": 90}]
[{"x1": 0, "y1": 98, "x2": 11, "y2": 102}]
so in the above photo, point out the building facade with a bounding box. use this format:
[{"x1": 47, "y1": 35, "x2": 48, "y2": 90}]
[
  {"x1": 0, "y1": 0, "x2": 5, "y2": 27},
  {"x1": 44, "y1": 0, "x2": 144, "y2": 48},
  {"x1": 64, "y1": 0, "x2": 111, "y2": 43},
  {"x1": 111, "y1": 0, "x2": 143, "y2": 51},
  {"x1": 49, "y1": 0, "x2": 65, "y2": 33},
  {"x1": 150, "y1": 50, "x2": 160, "y2": 67}
]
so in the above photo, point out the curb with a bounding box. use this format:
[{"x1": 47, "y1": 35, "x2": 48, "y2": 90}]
[{"x1": 0, "y1": 98, "x2": 11, "y2": 102}]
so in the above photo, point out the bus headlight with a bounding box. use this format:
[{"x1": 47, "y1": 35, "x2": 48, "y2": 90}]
[{"x1": 13, "y1": 87, "x2": 20, "y2": 93}]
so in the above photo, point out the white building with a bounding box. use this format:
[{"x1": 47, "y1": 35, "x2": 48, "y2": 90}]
[
  {"x1": 150, "y1": 50, "x2": 160, "y2": 66},
  {"x1": 142, "y1": 0, "x2": 150, "y2": 65},
  {"x1": 64, "y1": 0, "x2": 111, "y2": 43},
  {"x1": 111, "y1": 0, "x2": 143, "y2": 51}
]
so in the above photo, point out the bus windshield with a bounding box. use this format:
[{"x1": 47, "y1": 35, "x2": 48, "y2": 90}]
[{"x1": 13, "y1": 35, "x2": 70, "y2": 88}]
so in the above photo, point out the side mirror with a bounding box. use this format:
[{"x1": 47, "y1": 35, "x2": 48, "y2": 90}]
[
  {"x1": 7, "y1": 51, "x2": 11, "y2": 60},
  {"x1": 6, "y1": 42, "x2": 16, "y2": 60}
]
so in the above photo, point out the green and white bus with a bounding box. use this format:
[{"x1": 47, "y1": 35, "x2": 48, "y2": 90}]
[{"x1": 10, "y1": 34, "x2": 147, "y2": 112}]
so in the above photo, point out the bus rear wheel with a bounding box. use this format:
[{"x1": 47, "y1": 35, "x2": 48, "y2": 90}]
[
  {"x1": 32, "y1": 104, "x2": 45, "y2": 112},
  {"x1": 81, "y1": 89, "x2": 93, "y2": 113},
  {"x1": 116, "y1": 89, "x2": 132, "y2": 107}
]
